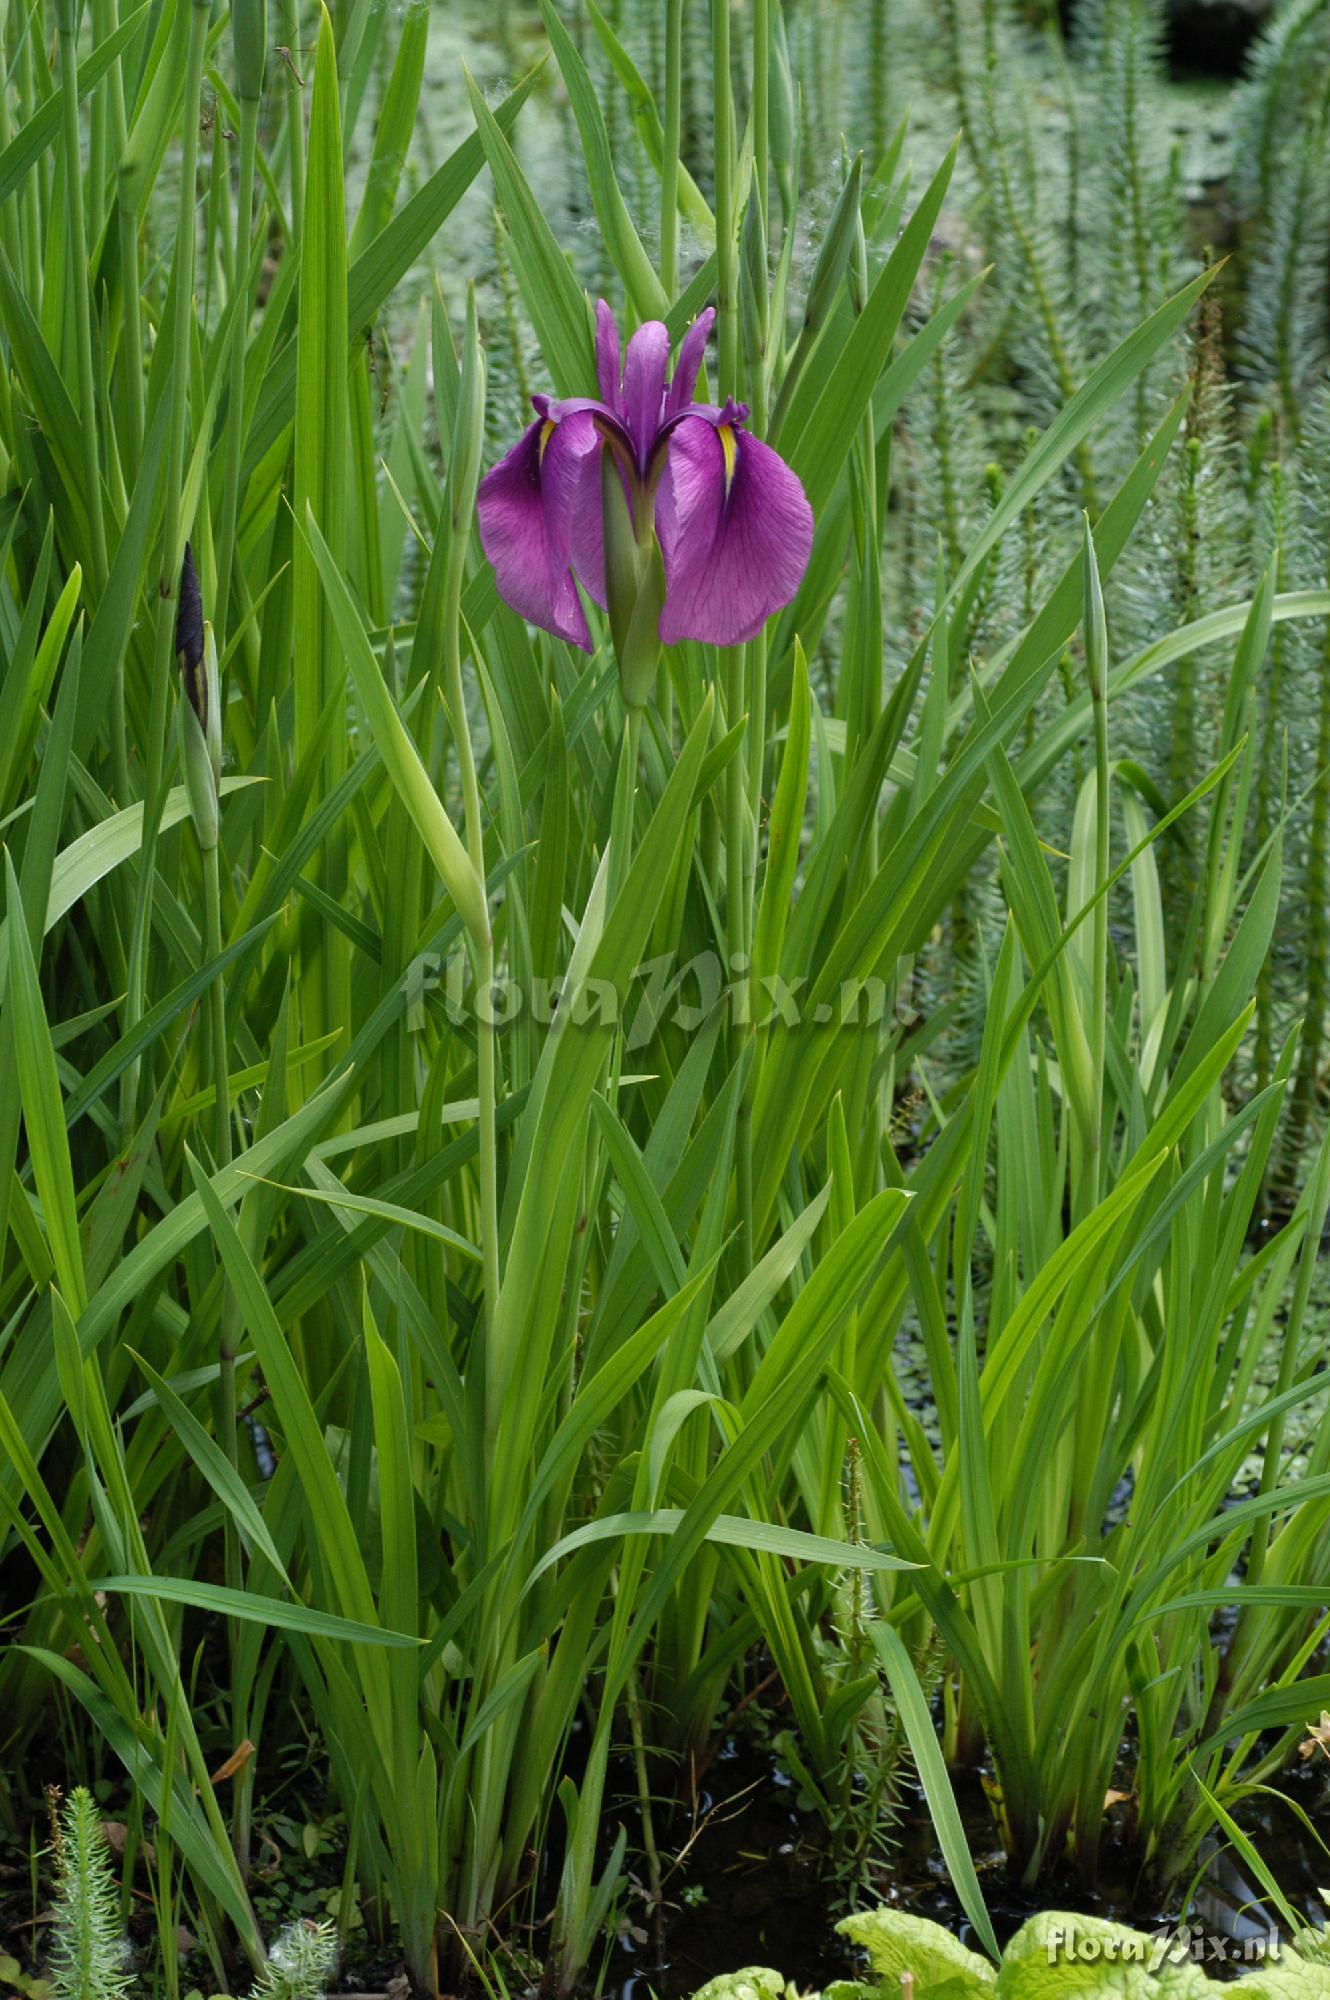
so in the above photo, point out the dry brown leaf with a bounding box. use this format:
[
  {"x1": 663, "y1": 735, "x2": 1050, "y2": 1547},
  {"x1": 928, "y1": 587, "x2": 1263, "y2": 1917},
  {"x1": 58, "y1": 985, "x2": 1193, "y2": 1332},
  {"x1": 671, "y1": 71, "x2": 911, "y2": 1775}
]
[
  {"x1": 210, "y1": 1739, "x2": 256, "y2": 1784},
  {"x1": 1298, "y1": 1711, "x2": 1330, "y2": 1762},
  {"x1": 100, "y1": 1822, "x2": 154, "y2": 1866}
]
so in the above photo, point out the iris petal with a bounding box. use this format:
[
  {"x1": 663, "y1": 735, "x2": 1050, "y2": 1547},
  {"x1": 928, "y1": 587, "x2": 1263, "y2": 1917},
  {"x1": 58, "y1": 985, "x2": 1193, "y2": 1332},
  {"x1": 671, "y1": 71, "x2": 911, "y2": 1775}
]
[
  {"x1": 571, "y1": 464, "x2": 608, "y2": 610},
  {"x1": 477, "y1": 302, "x2": 814, "y2": 654},
  {"x1": 620, "y1": 320, "x2": 670, "y2": 464},
  {"x1": 476, "y1": 409, "x2": 600, "y2": 651},
  {"x1": 656, "y1": 415, "x2": 814, "y2": 648},
  {"x1": 665, "y1": 308, "x2": 716, "y2": 418},
  {"x1": 594, "y1": 299, "x2": 620, "y2": 409}
]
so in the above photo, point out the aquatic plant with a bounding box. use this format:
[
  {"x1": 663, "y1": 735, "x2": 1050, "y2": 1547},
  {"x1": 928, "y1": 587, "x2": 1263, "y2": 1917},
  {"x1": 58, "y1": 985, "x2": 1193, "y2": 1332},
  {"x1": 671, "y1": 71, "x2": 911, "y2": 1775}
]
[
  {"x1": 250, "y1": 1920, "x2": 339, "y2": 2000},
  {"x1": 687, "y1": 1904, "x2": 1330, "y2": 2000},
  {"x1": 45, "y1": 1787, "x2": 134, "y2": 2000}
]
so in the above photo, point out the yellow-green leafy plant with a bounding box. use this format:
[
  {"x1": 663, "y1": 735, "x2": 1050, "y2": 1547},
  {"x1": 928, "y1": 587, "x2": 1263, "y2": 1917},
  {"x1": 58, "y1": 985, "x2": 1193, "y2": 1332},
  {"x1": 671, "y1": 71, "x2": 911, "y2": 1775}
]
[{"x1": 689, "y1": 1905, "x2": 1330, "y2": 2000}]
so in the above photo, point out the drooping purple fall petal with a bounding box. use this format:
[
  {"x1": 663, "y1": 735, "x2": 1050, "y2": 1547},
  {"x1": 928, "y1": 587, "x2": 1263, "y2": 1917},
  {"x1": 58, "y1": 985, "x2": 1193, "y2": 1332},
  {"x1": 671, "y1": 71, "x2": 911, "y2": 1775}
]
[
  {"x1": 571, "y1": 463, "x2": 608, "y2": 610},
  {"x1": 476, "y1": 403, "x2": 600, "y2": 651},
  {"x1": 656, "y1": 411, "x2": 814, "y2": 648}
]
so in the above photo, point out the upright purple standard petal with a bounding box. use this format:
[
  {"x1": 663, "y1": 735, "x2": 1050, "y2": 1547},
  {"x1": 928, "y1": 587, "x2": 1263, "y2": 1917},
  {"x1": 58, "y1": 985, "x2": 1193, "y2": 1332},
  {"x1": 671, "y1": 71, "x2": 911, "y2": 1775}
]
[
  {"x1": 656, "y1": 412, "x2": 814, "y2": 648},
  {"x1": 476, "y1": 405, "x2": 600, "y2": 650},
  {"x1": 594, "y1": 300, "x2": 620, "y2": 409},
  {"x1": 619, "y1": 321, "x2": 670, "y2": 464},
  {"x1": 665, "y1": 308, "x2": 716, "y2": 419}
]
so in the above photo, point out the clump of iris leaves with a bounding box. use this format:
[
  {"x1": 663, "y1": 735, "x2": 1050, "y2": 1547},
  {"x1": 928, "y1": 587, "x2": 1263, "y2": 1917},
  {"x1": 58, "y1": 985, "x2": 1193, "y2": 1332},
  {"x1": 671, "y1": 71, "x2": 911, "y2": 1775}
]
[{"x1": 1, "y1": 0, "x2": 1330, "y2": 1996}]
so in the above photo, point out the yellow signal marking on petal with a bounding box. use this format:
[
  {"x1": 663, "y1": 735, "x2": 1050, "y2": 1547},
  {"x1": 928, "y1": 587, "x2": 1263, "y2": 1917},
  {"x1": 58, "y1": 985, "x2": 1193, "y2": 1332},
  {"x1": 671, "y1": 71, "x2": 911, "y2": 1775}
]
[
  {"x1": 538, "y1": 417, "x2": 557, "y2": 463},
  {"x1": 718, "y1": 423, "x2": 737, "y2": 497}
]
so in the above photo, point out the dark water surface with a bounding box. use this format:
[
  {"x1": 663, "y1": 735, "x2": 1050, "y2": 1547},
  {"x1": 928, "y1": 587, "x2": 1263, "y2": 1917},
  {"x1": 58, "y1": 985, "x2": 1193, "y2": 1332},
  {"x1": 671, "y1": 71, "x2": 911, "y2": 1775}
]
[{"x1": 604, "y1": 1738, "x2": 1330, "y2": 1997}]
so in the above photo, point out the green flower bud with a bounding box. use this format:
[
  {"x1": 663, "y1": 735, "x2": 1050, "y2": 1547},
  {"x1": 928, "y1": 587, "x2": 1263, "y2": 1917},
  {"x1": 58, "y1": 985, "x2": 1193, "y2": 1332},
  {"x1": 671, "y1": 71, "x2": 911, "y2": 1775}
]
[
  {"x1": 618, "y1": 540, "x2": 666, "y2": 712},
  {"x1": 448, "y1": 283, "x2": 486, "y2": 541},
  {"x1": 803, "y1": 152, "x2": 862, "y2": 334},
  {"x1": 176, "y1": 541, "x2": 204, "y2": 702},
  {"x1": 601, "y1": 446, "x2": 643, "y2": 655},
  {"x1": 600, "y1": 449, "x2": 662, "y2": 712},
  {"x1": 176, "y1": 547, "x2": 221, "y2": 787},
  {"x1": 739, "y1": 186, "x2": 769, "y2": 378},
  {"x1": 848, "y1": 198, "x2": 870, "y2": 317},
  {"x1": 179, "y1": 676, "x2": 219, "y2": 851},
  {"x1": 177, "y1": 545, "x2": 221, "y2": 850},
  {"x1": 233, "y1": 0, "x2": 267, "y2": 103},
  {"x1": 202, "y1": 619, "x2": 222, "y2": 789},
  {"x1": 1082, "y1": 515, "x2": 1108, "y2": 703},
  {"x1": 768, "y1": 6, "x2": 797, "y2": 225}
]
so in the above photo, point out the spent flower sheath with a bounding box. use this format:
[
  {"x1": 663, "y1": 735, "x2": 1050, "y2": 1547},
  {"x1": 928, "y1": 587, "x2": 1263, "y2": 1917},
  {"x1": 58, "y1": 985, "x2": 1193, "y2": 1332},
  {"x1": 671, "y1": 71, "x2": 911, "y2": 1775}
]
[{"x1": 476, "y1": 302, "x2": 813, "y2": 688}]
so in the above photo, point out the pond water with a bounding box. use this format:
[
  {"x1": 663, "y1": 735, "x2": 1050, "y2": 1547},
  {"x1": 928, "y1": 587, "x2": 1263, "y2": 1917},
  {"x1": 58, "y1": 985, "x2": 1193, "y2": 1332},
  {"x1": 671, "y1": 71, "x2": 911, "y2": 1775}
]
[{"x1": 604, "y1": 1739, "x2": 1330, "y2": 1996}]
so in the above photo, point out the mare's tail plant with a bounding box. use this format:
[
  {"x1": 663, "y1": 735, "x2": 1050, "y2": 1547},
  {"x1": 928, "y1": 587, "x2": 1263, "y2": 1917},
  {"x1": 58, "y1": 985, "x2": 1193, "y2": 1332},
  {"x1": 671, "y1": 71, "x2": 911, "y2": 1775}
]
[
  {"x1": 46, "y1": 1787, "x2": 133, "y2": 2000},
  {"x1": 250, "y1": 1920, "x2": 339, "y2": 2000}
]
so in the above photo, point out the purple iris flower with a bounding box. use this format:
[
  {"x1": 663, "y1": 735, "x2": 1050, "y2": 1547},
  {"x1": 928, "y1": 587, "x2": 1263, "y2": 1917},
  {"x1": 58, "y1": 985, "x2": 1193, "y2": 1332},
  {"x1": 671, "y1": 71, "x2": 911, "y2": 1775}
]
[{"x1": 476, "y1": 301, "x2": 813, "y2": 653}]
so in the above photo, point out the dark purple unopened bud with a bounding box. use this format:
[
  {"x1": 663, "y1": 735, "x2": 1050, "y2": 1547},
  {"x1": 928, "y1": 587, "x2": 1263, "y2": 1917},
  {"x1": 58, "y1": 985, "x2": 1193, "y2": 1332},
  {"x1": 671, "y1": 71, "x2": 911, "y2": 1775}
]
[{"x1": 176, "y1": 542, "x2": 206, "y2": 726}]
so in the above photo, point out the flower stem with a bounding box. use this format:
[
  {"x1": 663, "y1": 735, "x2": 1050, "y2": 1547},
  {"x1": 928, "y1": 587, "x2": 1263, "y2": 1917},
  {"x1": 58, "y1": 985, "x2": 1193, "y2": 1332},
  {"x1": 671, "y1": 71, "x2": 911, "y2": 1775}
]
[
  {"x1": 205, "y1": 822, "x2": 247, "y2": 1871},
  {"x1": 216, "y1": 93, "x2": 261, "y2": 635},
  {"x1": 115, "y1": 175, "x2": 146, "y2": 486},
  {"x1": 443, "y1": 536, "x2": 499, "y2": 1330},
  {"x1": 724, "y1": 653, "x2": 748, "y2": 974},
  {"x1": 737, "y1": 33, "x2": 770, "y2": 1264},
  {"x1": 724, "y1": 646, "x2": 753, "y2": 1266},
  {"x1": 753, "y1": 0, "x2": 769, "y2": 238},
  {"x1": 203, "y1": 848, "x2": 231, "y2": 1172},
  {"x1": 743, "y1": 225, "x2": 771, "y2": 893},
  {"x1": 1084, "y1": 624, "x2": 1110, "y2": 1217},
  {"x1": 625, "y1": 702, "x2": 643, "y2": 851},
  {"x1": 661, "y1": 0, "x2": 683, "y2": 298},
  {"x1": 711, "y1": 0, "x2": 738, "y2": 400},
  {"x1": 15, "y1": 28, "x2": 40, "y2": 303},
  {"x1": 281, "y1": 0, "x2": 306, "y2": 239},
  {"x1": 56, "y1": 0, "x2": 107, "y2": 597},
  {"x1": 121, "y1": 0, "x2": 210, "y2": 1137},
  {"x1": 607, "y1": 706, "x2": 642, "y2": 919}
]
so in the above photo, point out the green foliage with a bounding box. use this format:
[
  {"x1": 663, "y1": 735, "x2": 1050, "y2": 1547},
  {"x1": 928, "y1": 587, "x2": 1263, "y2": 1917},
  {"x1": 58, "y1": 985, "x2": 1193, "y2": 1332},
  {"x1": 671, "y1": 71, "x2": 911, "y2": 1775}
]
[
  {"x1": 687, "y1": 1907, "x2": 1330, "y2": 2000},
  {"x1": 691, "y1": 1974, "x2": 791, "y2": 2000},
  {"x1": 249, "y1": 1920, "x2": 338, "y2": 2000},
  {"x1": 0, "y1": 0, "x2": 1329, "y2": 1994},
  {"x1": 838, "y1": 1908, "x2": 996, "y2": 1991}
]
